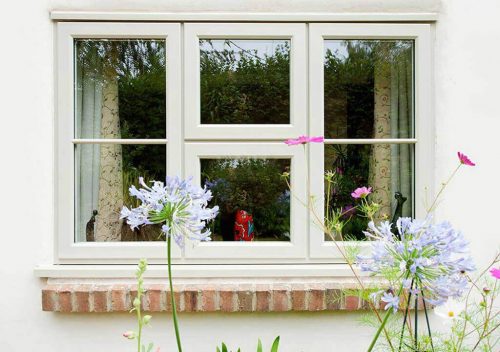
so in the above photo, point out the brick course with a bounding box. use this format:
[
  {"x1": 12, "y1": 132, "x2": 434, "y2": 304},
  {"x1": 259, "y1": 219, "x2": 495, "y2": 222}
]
[{"x1": 41, "y1": 283, "x2": 425, "y2": 313}]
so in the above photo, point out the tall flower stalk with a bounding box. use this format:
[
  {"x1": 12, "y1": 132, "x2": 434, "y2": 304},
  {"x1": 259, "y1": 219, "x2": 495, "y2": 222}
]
[
  {"x1": 121, "y1": 177, "x2": 219, "y2": 352},
  {"x1": 123, "y1": 259, "x2": 156, "y2": 352},
  {"x1": 361, "y1": 152, "x2": 476, "y2": 351}
]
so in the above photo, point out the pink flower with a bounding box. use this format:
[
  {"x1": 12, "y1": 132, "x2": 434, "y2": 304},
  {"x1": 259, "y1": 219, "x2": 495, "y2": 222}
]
[
  {"x1": 284, "y1": 135, "x2": 324, "y2": 145},
  {"x1": 351, "y1": 186, "x2": 372, "y2": 199},
  {"x1": 490, "y1": 268, "x2": 500, "y2": 280},
  {"x1": 457, "y1": 152, "x2": 475, "y2": 166},
  {"x1": 122, "y1": 331, "x2": 135, "y2": 339}
]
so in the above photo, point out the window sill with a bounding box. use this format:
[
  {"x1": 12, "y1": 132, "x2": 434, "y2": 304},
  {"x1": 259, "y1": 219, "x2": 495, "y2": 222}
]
[
  {"x1": 35, "y1": 263, "x2": 366, "y2": 279},
  {"x1": 37, "y1": 265, "x2": 426, "y2": 313},
  {"x1": 41, "y1": 280, "x2": 374, "y2": 313}
]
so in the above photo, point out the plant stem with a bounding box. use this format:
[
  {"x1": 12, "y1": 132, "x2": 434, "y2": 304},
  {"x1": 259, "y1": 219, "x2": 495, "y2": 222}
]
[
  {"x1": 426, "y1": 164, "x2": 461, "y2": 213},
  {"x1": 414, "y1": 292, "x2": 418, "y2": 351},
  {"x1": 167, "y1": 235, "x2": 183, "y2": 352},
  {"x1": 136, "y1": 294, "x2": 142, "y2": 352},
  {"x1": 368, "y1": 308, "x2": 393, "y2": 352},
  {"x1": 420, "y1": 290, "x2": 435, "y2": 352},
  {"x1": 399, "y1": 280, "x2": 414, "y2": 351}
]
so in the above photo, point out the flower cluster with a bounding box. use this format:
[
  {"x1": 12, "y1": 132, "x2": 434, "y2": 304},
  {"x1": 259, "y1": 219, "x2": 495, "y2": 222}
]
[
  {"x1": 121, "y1": 176, "x2": 219, "y2": 248},
  {"x1": 358, "y1": 217, "x2": 475, "y2": 309}
]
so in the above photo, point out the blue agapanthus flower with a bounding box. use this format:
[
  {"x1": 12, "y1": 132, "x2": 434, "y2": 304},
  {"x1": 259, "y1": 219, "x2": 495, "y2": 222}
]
[
  {"x1": 358, "y1": 217, "x2": 474, "y2": 309},
  {"x1": 120, "y1": 176, "x2": 219, "y2": 248}
]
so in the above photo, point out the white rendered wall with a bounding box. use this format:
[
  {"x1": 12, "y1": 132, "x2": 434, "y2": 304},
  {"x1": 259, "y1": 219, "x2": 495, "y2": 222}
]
[{"x1": 1, "y1": 0, "x2": 500, "y2": 351}]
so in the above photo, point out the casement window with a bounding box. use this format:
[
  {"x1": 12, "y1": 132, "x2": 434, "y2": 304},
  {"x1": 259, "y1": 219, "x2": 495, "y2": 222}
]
[{"x1": 56, "y1": 22, "x2": 432, "y2": 266}]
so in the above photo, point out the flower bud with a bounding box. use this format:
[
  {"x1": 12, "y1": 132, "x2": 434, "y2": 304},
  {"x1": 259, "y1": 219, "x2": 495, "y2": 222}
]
[
  {"x1": 143, "y1": 315, "x2": 152, "y2": 325},
  {"x1": 123, "y1": 331, "x2": 136, "y2": 339},
  {"x1": 483, "y1": 287, "x2": 491, "y2": 295},
  {"x1": 133, "y1": 297, "x2": 141, "y2": 308}
]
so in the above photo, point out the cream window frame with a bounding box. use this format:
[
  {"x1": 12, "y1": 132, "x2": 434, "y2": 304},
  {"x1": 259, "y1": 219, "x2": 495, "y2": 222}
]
[
  {"x1": 308, "y1": 23, "x2": 433, "y2": 259},
  {"x1": 183, "y1": 23, "x2": 307, "y2": 140},
  {"x1": 183, "y1": 142, "x2": 307, "y2": 261},
  {"x1": 56, "y1": 22, "x2": 182, "y2": 263},
  {"x1": 54, "y1": 21, "x2": 433, "y2": 268}
]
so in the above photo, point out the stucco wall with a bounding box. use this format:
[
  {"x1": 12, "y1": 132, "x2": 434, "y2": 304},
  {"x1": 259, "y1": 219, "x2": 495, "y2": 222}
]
[{"x1": 1, "y1": 0, "x2": 500, "y2": 351}]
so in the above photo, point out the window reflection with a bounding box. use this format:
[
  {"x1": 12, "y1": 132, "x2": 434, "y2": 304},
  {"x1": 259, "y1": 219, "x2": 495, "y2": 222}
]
[
  {"x1": 201, "y1": 158, "x2": 291, "y2": 241},
  {"x1": 200, "y1": 39, "x2": 290, "y2": 124}
]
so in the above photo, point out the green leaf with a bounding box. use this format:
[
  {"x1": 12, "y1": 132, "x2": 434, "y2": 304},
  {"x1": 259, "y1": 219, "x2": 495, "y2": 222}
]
[
  {"x1": 216, "y1": 347, "x2": 221, "y2": 352},
  {"x1": 270, "y1": 336, "x2": 280, "y2": 352},
  {"x1": 257, "y1": 338, "x2": 263, "y2": 352},
  {"x1": 221, "y1": 342, "x2": 228, "y2": 352},
  {"x1": 146, "y1": 343, "x2": 154, "y2": 352}
]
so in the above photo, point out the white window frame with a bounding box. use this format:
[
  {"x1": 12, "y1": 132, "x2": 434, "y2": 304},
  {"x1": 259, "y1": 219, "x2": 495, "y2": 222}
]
[
  {"x1": 183, "y1": 23, "x2": 307, "y2": 140},
  {"x1": 308, "y1": 23, "x2": 433, "y2": 259},
  {"x1": 54, "y1": 21, "x2": 433, "y2": 269},
  {"x1": 56, "y1": 22, "x2": 182, "y2": 263}
]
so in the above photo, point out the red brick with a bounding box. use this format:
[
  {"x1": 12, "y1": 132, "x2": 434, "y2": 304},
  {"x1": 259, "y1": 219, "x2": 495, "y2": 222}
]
[
  {"x1": 58, "y1": 287, "x2": 72, "y2": 313},
  {"x1": 111, "y1": 286, "x2": 127, "y2": 312},
  {"x1": 42, "y1": 289, "x2": 55, "y2": 312},
  {"x1": 325, "y1": 288, "x2": 342, "y2": 310},
  {"x1": 165, "y1": 289, "x2": 181, "y2": 312},
  {"x1": 219, "y1": 289, "x2": 235, "y2": 312},
  {"x1": 237, "y1": 287, "x2": 254, "y2": 312},
  {"x1": 146, "y1": 285, "x2": 164, "y2": 312},
  {"x1": 291, "y1": 285, "x2": 306, "y2": 311},
  {"x1": 308, "y1": 287, "x2": 325, "y2": 311},
  {"x1": 345, "y1": 295, "x2": 359, "y2": 310},
  {"x1": 272, "y1": 286, "x2": 289, "y2": 312},
  {"x1": 92, "y1": 289, "x2": 108, "y2": 313},
  {"x1": 201, "y1": 287, "x2": 217, "y2": 312},
  {"x1": 255, "y1": 285, "x2": 271, "y2": 312},
  {"x1": 183, "y1": 287, "x2": 199, "y2": 312},
  {"x1": 74, "y1": 286, "x2": 90, "y2": 313}
]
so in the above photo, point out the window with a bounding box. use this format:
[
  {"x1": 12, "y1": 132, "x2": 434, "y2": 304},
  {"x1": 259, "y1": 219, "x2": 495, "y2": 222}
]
[{"x1": 56, "y1": 22, "x2": 432, "y2": 265}]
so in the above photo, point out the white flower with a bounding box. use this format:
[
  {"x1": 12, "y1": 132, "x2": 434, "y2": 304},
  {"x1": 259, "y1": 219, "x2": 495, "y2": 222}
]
[{"x1": 434, "y1": 298, "x2": 465, "y2": 324}]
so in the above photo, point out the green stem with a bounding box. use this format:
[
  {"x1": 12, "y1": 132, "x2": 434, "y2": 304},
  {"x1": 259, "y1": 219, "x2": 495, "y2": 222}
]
[
  {"x1": 168, "y1": 235, "x2": 183, "y2": 352},
  {"x1": 368, "y1": 308, "x2": 393, "y2": 352},
  {"x1": 136, "y1": 295, "x2": 142, "y2": 352},
  {"x1": 427, "y1": 164, "x2": 461, "y2": 213}
]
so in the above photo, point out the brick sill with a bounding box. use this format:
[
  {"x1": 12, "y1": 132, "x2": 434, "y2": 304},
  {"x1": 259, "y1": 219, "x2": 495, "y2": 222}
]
[
  {"x1": 43, "y1": 281, "x2": 367, "y2": 313},
  {"x1": 42, "y1": 278, "x2": 425, "y2": 313}
]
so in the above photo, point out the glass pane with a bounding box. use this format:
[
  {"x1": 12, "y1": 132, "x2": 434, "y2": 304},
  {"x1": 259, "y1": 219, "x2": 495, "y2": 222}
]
[
  {"x1": 75, "y1": 144, "x2": 166, "y2": 242},
  {"x1": 200, "y1": 39, "x2": 290, "y2": 124},
  {"x1": 324, "y1": 40, "x2": 414, "y2": 139},
  {"x1": 201, "y1": 158, "x2": 291, "y2": 241},
  {"x1": 75, "y1": 39, "x2": 166, "y2": 139},
  {"x1": 324, "y1": 144, "x2": 413, "y2": 240}
]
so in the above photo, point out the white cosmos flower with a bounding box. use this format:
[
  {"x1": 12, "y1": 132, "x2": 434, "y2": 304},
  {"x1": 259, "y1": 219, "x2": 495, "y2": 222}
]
[{"x1": 434, "y1": 298, "x2": 465, "y2": 324}]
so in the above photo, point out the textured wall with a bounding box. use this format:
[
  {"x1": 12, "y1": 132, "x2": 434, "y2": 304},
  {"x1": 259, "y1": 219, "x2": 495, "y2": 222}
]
[{"x1": 1, "y1": 0, "x2": 500, "y2": 351}]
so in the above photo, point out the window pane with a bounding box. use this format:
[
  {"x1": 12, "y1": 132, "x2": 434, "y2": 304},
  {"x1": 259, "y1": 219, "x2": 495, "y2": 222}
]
[
  {"x1": 324, "y1": 144, "x2": 413, "y2": 240},
  {"x1": 75, "y1": 39, "x2": 166, "y2": 139},
  {"x1": 201, "y1": 158, "x2": 290, "y2": 241},
  {"x1": 75, "y1": 144, "x2": 166, "y2": 242},
  {"x1": 324, "y1": 40, "x2": 414, "y2": 139},
  {"x1": 200, "y1": 39, "x2": 290, "y2": 124}
]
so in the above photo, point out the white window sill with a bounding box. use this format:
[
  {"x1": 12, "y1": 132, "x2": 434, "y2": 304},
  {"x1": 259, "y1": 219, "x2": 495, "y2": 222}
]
[{"x1": 34, "y1": 263, "x2": 369, "y2": 279}]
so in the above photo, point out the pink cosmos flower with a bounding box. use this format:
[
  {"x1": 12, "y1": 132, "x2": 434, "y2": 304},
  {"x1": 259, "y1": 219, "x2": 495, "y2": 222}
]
[
  {"x1": 490, "y1": 268, "x2": 500, "y2": 280},
  {"x1": 284, "y1": 135, "x2": 324, "y2": 145},
  {"x1": 457, "y1": 152, "x2": 475, "y2": 166},
  {"x1": 351, "y1": 186, "x2": 372, "y2": 199}
]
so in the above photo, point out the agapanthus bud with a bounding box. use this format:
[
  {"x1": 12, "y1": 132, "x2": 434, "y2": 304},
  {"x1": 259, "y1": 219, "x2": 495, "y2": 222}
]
[
  {"x1": 143, "y1": 315, "x2": 152, "y2": 325},
  {"x1": 123, "y1": 331, "x2": 136, "y2": 339}
]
